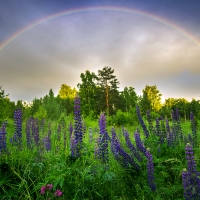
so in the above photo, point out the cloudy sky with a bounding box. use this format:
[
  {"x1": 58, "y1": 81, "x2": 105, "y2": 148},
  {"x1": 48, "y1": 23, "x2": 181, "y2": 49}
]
[{"x1": 1, "y1": 0, "x2": 200, "y2": 103}]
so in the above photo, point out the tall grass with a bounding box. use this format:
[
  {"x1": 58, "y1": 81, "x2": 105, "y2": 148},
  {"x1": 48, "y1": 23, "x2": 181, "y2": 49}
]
[{"x1": 0, "y1": 107, "x2": 200, "y2": 199}]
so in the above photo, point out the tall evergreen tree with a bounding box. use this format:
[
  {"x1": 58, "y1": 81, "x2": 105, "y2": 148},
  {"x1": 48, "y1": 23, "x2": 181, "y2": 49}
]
[
  {"x1": 77, "y1": 70, "x2": 98, "y2": 116},
  {"x1": 97, "y1": 66, "x2": 120, "y2": 115}
]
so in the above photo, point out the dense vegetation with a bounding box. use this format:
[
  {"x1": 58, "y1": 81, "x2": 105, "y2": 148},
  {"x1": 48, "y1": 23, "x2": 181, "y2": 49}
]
[
  {"x1": 0, "y1": 67, "x2": 200, "y2": 199},
  {"x1": 1, "y1": 66, "x2": 200, "y2": 124}
]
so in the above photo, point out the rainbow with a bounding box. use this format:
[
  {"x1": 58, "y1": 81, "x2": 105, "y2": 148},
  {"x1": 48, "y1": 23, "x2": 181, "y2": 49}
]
[{"x1": 1, "y1": 6, "x2": 200, "y2": 52}]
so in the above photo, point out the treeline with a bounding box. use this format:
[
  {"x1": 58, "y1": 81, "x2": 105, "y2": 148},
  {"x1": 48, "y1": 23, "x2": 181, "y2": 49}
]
[{"x1": 1, "y1": 67, "x2": 200, "y2": 123}]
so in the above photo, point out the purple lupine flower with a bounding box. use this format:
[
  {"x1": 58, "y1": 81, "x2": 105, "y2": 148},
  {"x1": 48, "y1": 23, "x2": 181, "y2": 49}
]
[
  {"x1": 26, "y1": 118, "x2": 32, "y2": 148},
  {"x1": 98, "y1": 113, "x2": 109, "y2": 163},
  {"x1": 124, "y1": 129, "x2": 143, "y2": 162},
  {"x1": 146, "y1": 110, "x2": 154, "y2": 135},
  {"x1": 165, "y1": 119, "x2": 170, "y2": 137},
  {"x1": 0, "y1": 122, "x2": 7, "y2": 153},
  {"x1": 145, "y1": 148, "x2": 156, "y2": 191},
  {"x1": 190, "y1": 112, "x2": 197, "y2": 148},
  {"x1": 110, "y1": 127, "x2": 122, "y2": 162},
  {"x1": 186, "y1": 143, "x2": 197, "y2": 174},
  {"x1": 54, "y1": 189, "x2": 62, "y2": 197},
  {"x1": 171, "y1": 109, "x2": 183, "y2": 144},
  {"x1": 134, "y1": 130, "x2": 146, "y2": 155},
  {"x1": 165, "y1": 119, "x2": 171, "y2": 146},
  {"x1": 32, "y1": 118, "x2": 40, "y2": 146},
  {"x1": 43, "y1": 134, "x2": 51, "y2": 151},
  {"x1": 43, "y1": 122, "x2": 51, "y2": 151},
  {"x1": 156, "y1": 118, "x2": 164, "y2": 143},
  {"x1": 182, "y1": 169, "x2": 192, "y2": 200},
  {"x1": 111, "y1": 127, "x2": 140, "y2": 171},
  {"x1": 69, "y1": 122, "x2": 73, "y2": 136},
  {"x1": 13, "y1": 108, "x2": 22, "y2": 147},
  {"x1": 136, "y1": 106, "x2": 149, "y2": 138},
  {"x1": 170, "y1": 132, "x2": 175, "y2": 147},
  {"x1": 70, "y1": 96, "x2": 83, "y2": 158},
  {"x1": 182, "y1": 143, "x2": 200, "y2": 199},
  {"x1": 176, "y1": 108, "x2": 183, "y2": 140},
  {"x1": 196, "y1": 172, "x2": 200, "y2": 198}
]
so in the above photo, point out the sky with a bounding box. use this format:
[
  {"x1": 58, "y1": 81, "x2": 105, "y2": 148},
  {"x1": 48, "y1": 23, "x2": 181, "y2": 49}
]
[{"x1": 0, "y1": 0, "x2": 200, "y2": 103}]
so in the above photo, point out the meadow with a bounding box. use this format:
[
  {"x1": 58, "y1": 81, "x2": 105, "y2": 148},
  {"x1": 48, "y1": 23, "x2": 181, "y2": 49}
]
[{"x1": 0, "y1": 97, "x2": 200, "y2": 200}]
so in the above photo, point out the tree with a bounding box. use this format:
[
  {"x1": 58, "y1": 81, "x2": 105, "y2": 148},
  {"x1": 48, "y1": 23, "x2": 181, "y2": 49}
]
[
  {"x1": 34, "y1": 106, "x2": 47, "y2": 120},
  {"x1": 189, "y1": 98, "x2": 200, "y2": 120},
  {"x1": 121, "y1": 86, "x2": 138, "y2": 112},
  {"x1": 30, "y1": 98, "x2": 42, "y2": 117},
  {"x1": 175, "y1": 98, "x2": 189, "y2": 120},
  {"x1": 140, "y1": 85, "x2": 162, "y2": 114},
  {"x1": 43, "y1": 89, "x2": 59, "y2": 120},
  {"x1": 97, "y1": 66, "x2": 120, "y2": 114},
  {"x1": 0, "y1": 86, "x2": 9, "y2": 121},
  {"x1": 58, "y1": 84, "x2": 77, "y2": 99},
  {"x1": 160, "y1": 98, "x2": 177, "y2": 118},
  {"x1": 77, "y1": 70, "x2": 98, "y2": 116}
]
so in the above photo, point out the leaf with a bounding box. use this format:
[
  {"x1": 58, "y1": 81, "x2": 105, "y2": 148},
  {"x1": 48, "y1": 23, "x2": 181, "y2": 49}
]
[
  {"x1": 101, "y1": 171, "x2": 116, "y2": 182},
  {"x1": 59, "y1": 176, "x2": 64, "y2": 188}
]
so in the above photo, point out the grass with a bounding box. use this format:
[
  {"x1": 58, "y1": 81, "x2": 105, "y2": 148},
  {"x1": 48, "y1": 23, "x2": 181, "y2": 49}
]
[{"x1": 0, "y1": 114, "x2": 199, "y2": 199}]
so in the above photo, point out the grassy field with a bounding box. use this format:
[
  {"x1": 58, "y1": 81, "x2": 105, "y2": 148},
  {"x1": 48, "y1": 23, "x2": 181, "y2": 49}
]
[{"x1": 0, "y1": 109, "x2": 200, "y2": 200}]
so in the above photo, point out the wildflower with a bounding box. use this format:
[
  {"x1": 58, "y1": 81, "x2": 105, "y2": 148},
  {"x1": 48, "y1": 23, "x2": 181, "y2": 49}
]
[
  {"x1": 182, "y1": 143, "x2": 200, "y2": 199},
  {"x1": 136, "y1": 105, "x2": 149, "y2": 138},
  {"x1": 98, "y1": 112, "x2": 109, "y2": 163},
  {"x1": 146, "y1": 110, "x2": 154, "y2": 135},
  {"x1": 46, "y1": 184, "x2": 53, "y2": 191},
  {"x1": 182, "y1": 168, "x2": 192, "y2": 200},
  {"x1": 0, "y1": 122, "x2": 7, "y2": 152},
  {"x1": 40, "y1": 186, "x2": 46, "y2": 194},
  {"x1": 124, "y1": 129, "x2": 143, "y2": 162},
  {"x1": 145, "y1": 148, "x2": 156, "y2": 191},
  {"x1": 55, "y1": 189, "x2": 62, "y2": 197},
  {"x1": 13, "y1": 108, "x2": 22, "y2": 147},
  {"x1": 70, "y1": 96, "x2": 83, "y2": 158},
  {"x1": 190, "y1": 112, "x2": 197, "y2": 148},
  {"x1": 26, "y1": 118, "x2": 32, "y2": 148},
  {"x1": 111, "y1": 127, "x2": 140, "y2": 171},
  {"x1": 40, "y1": 184, "x2": 53, "y2": 195},
  {"x1": 134, "y1": 130, "x2": 146, "y2": 155}
]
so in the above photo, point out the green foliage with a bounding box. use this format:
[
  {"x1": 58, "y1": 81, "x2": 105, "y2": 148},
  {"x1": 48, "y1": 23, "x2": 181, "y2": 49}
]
[
  {"x1": 1, "y1": 111, "x2": 200, "y2": 199},
  {"x1": 121, "y1": 86, "x2": 138, "y2": 112},
  {"x1": 58, "y1": 84, "x2": 77, "y2": 99},
  {"x1": 0, "y1": 86, "x2": 15, "y2": 122},
  {"x1": 140, "y1": 85, "x2": 162, "y2": 114},
  {"x1": 43, "y1": 89, "x2": 59, "y2": 120},
  {"x1": 34, "y1": 106, "x2": 47, "y2": 120}
]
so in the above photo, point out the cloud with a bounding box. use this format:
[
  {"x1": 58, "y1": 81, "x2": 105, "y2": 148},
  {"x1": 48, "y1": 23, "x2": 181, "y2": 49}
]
[{"x1": 1, "y1": 11, "x2": 200, "y2": 102}]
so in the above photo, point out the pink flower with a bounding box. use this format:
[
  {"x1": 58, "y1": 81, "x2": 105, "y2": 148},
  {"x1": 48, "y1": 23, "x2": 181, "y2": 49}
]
[
  {"x1": 54, "y1": 189, "x2": 63, "y2": 197},
  {"x1": 40, "y1": 186, "x2": 46, "y2": 194},
  {"x1": 46, "y1": 184, "x2": 53, "y2": 191}
]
